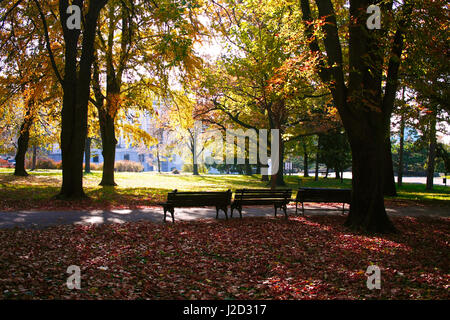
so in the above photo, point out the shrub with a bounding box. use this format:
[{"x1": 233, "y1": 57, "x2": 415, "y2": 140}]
[
  {"x1": 114, "y1": 160, "x2": 144, "y2": 172},
  {"x1": 25, "y1": 158, "x2": 60, "y2": 170},
  {"x1": 0, "y1": 159, "x2": 13, "y2": 168},
  {"x1": 171, "y1": 169, "x2": 180, "y2": 174},
  {"x1": 90, "y1": 163, "x2": 103, "y2": 171}
]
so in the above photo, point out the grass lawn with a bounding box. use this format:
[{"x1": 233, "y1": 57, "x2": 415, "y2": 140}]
[
  {"x1": 0, "y1": 168, "x2": 448, "y2": 211},
  {"x1": 0, "y1": 215, "x2": 448, "y2": 299}
]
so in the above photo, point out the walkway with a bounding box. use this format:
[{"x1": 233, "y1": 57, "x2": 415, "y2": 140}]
[{"x1": 0, "y1": 204, "x2": 448, "y2": 229}]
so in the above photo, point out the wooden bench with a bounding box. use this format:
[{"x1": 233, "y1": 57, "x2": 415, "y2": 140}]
[
  {"x1": 231, "y1": 189, "x2": 292, "y2": 219},
  {"x1": 295, "y1": 187, "x2": 351, "y2": 216},
  {"x1": 160, "y1": 189, "x2": 232, "y2": 223}
]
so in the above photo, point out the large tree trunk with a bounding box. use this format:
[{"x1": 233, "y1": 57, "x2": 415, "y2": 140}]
[
  {"x1": 426, "y1": 108, "x2": 437, "y2": 190},
  {"x1": 14, "y1": 107, "x2": 34, "y2": 176},
  {"x1": 56, "y1": 1, "x2": 107, "y2": 199},
  {"x1": 99, "y1": 109, "x2": 117, "y2": 186},
  {"x1": 85, "y1": 137, "x2": 91, "y2": 174},
  {"x1": 298, "y1": 0, "x2": 410, "y2": 233},
  {"x1": 345, "y1": 134, "x2": 396, "y2": 233}
]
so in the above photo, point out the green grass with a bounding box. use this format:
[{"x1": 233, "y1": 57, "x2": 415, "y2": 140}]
[{"x1": 0, "y1": 168, "x2": 448, "y2": 210}]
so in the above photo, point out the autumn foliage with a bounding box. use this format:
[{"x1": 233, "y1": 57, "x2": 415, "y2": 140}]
[{"x1": 0, "y1": 216, "x2": 448, "y2": 299}]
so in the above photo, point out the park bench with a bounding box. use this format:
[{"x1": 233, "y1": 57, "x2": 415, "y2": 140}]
[
  {"x1": 231, "y1": 189, "x2": 292, "y2": 219},
  {"x1": 295, "y1": 187, "x2": 352, "y2": 216},
  {"x1": 160, "y1": 189, "x2": 232, "y2": 223}
]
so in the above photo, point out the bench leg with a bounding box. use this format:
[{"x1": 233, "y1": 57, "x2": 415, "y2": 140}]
[
  {"x1": 163, "y1": 206, "x2": 175, "y2": 223},
  {"x1": 302, "y1": 202, "x2": 305, "y2": 216},
  {"x1": 274, "y1": 204, "x2": 277, "y2": 217},
  {"x1": 342, "y1": 203, "x2": 346, "y2": 215},
  {"x1": 216, "y1": 206, "x2": 229, "y2": 220},
  {"x1": 295, "y1": 201, "x2": 298, "y2": 216},
  {"x1": 238, "y1": 206, "x2": 242, "y2": 219},
  {"x1": 283, "y1": 204, "x2": 288, "y2": 219}
]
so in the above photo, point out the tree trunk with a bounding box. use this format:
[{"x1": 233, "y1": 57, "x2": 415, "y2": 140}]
[
  {"x1": 426, "y1": 108, "x2": 437, "y2": 190},
  {"x1": 14, "y1": 108, "x2": 34, "y2": 176},
  {"x1": 303, "y1": 144, "x2": 309, "y2": 177},
  {"x1": 261, "y1": 164, "x2": 269, "y2": 182},
  {"x1": 298, "y1": 0, "x2": 410, "y2": 233},
  {"x1": 99, "y1": 109, "x2": 117, "y2": 186},
  {"x1": 193, "y1": 163, "x2": 199, "y2": 175},
  {"x1": 85, "y1": 137, "x2": 91, "y2": 174},
  {"x1": 398, "y1": 114, "x2": 405, "y2": 187},
  {"x1": 345, "y1": 132, "x2": 396, "y2": 233},
  {"x1": 335, "y1": 170, "x2": 340, "y2": 179},
  {"x1": 315, "y1": 146, "x2": 320, "y2": 181},
  {"x1": 56, "y1": 1, "x2": 107, "y2": 199},
  {"x1": 157, "y1": 145, "x2": 161, "y2": 173},
  {"x1": 272, "y1": 137, "x2": 285, "y2": 186},
  {"x1": 383, "y1": 129, "x2": 397, "y2": 196},
  {"x1": 245, "y1": 162, "x2": 252, "y2": 175}
]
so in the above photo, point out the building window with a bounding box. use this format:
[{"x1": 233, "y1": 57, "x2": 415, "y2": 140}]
[
  {"x1": 124, "y1": 154, "x2": 130, "y2": 161},
  {"x1": 93, "y1": 156, "x2": 99, "y2": 163},
  {"x1": 139, "y1": 154, "x2": 145, "y2": 163}
]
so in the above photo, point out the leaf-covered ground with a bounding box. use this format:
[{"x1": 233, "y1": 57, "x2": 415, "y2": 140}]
[{"x1": 0, "y1": 216, "x2": 448, "y2": 300}]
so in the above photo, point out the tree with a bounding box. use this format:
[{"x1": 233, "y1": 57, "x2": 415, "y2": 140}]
[
  {"x1": 0, "y1": 1, "x2": 60, "y2": 176},
  {"x1": 197, "y1": 0, "x2": 337, "y2": 186},
  {"x1": 30, "y1": 0, "x2": 109, "y2": 198},
  {"x1": 318, "y1": 129, "x2": 352, "y2": 181},
  {"x1": 293, "y1": 0, "x2": 416, "y2": 232},
  {"x1": 90, "y1": 0, "x2": 203, "y2": 185}
]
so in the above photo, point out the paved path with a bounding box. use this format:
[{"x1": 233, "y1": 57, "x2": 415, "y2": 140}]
[{"x1": 0, "y1": 204, "x2": 448, "y2": 229}]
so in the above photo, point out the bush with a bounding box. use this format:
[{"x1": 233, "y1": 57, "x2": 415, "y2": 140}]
[
  {"x1": 90, "y1": 163, "x2": 103, "y2": 171},
  {"x1": 114, "y1": 160, "x2": 143, "y2": 172},
  {"x1": 25, "y1": 158, "x2": 60, "y2": 170},
  {"x1": 84, "y1": 163, "x2": 103, "y2": 171},
  {"x1": 171, "y1": 169, "x2": 180, "y2": 174},
  {"x1": 0, "y1": 159, "x2": 13, "y2": 168}
]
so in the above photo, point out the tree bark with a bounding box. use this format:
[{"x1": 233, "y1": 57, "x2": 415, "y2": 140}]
[
  {"x1": 335, "y1": 170, "x2": 340, "y2": 179},
  {"x1": 99, "y1": 109, "x2": 117, "y2": 186},
  {"x1": 85, "y1": 137, "x2": 91, "y2": 174},
  {"x1": 383, "y1": 127, "x2": 397, "y2": 196},
  {"x1": 14, "y1": 105, "x2": 34, "y2": 176},
  {"x1": 303, "y1": 144, "x2": 309, "y2": 177},
  {"x1": 193, "y1": 163, "x2": 199, "y2": 175},
  {"x1": 397, "y1": 113, "x2": 405, "y2": 187},
  {"x1": 315, "y1": 139, "x2": 320, "y2": 181},
  {"x1": 426, "y1": 108, "x2": 437, "y2": 190},
  {"x1": 157, "y1": 144, "x2": 161, "y2": 173},
  {"x1": 271, "y1": 136, "x2": 285, "y2": 186},
  {"x1": 345, "y1": 132, "x2": 396, "y2": 233}
]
